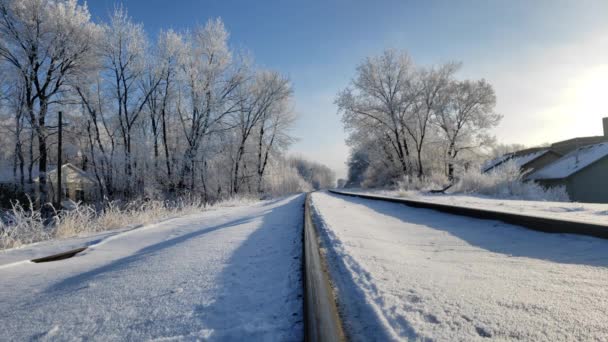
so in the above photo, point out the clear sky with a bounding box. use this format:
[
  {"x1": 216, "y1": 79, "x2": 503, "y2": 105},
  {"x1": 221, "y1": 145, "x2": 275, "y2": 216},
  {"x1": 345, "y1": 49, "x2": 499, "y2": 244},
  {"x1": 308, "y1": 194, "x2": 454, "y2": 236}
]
[{"x1": 87, "y1": 0, "x2": 608, "y2": 179}]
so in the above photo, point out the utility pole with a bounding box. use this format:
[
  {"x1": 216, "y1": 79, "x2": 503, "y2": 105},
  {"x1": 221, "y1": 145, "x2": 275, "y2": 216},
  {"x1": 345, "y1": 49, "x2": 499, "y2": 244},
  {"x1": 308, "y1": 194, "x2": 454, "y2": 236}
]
[{"x1": 56, "y1": 111, "x2": 63, "y2": 208}]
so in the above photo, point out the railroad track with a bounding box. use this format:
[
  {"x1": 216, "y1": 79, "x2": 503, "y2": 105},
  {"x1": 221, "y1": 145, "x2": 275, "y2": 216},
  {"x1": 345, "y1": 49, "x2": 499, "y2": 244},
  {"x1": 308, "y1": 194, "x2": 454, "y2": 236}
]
[
  {"x1": 329, "y1": 190, "x2": 608, "y2": 240},
  {"x1": 303, "y1": 193, "x2": 346, "y2": 342},
  {"x1": 20, "y1": 192, "x2": 608, "y2": 341},
  {"x1": 26, "y1": 193, "x2": 348, "y2": 342}
]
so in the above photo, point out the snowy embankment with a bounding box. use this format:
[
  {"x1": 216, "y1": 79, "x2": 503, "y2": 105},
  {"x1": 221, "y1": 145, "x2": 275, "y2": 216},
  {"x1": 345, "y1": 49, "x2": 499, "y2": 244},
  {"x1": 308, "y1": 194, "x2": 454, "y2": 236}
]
[
  {"x1": 311, "y1": 191, "x2": 608, "y2": 341},
  {"x1": 344, "y1": 189, "x2": 608, "y2": 225},
  {"x1": 0, "y1": 195, "x2": 304, "y2": 341}
]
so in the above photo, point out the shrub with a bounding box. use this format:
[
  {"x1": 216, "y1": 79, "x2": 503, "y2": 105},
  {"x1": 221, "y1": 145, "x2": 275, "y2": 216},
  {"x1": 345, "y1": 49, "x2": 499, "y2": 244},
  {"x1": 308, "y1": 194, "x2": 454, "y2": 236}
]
[
  {"x1": 451, "y1": 161, "x2": 569, "y2": 201},
  {"x1": 398, "y1": 173, "x2": 450, "y2": 192},
  {"x1": 0, "y1": 199, "x2": 51, "y2": 249}
]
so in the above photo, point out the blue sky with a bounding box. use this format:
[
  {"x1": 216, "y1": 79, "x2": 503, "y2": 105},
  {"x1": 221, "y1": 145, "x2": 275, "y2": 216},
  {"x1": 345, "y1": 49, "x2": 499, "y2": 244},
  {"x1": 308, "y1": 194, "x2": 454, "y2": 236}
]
[{"x1": 87, "y1": 1, "x2": 608, "y2": 178}]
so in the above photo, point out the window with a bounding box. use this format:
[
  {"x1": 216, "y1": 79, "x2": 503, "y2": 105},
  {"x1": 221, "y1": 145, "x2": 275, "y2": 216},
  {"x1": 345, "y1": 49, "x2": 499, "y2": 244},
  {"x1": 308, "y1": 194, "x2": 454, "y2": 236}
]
[{"x1": 75, "y1": 190, "x2": 85, "y2": 202}]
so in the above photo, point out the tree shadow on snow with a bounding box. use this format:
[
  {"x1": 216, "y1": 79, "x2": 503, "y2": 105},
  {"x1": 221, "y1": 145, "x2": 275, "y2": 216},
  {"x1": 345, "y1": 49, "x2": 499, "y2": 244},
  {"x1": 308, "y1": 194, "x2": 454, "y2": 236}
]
[
  {"x1": 329, "y1": 192, "x2": 608, "y2": 268},
  {"x1": 190, "y1": 194, "x2": 305, "y2": 341},
  {"x1": 44, "y1": 196, "x2": 302, "y2": 296},
  {"x1": 45, "y1": 216, "x2": 257, "y2": 294}
]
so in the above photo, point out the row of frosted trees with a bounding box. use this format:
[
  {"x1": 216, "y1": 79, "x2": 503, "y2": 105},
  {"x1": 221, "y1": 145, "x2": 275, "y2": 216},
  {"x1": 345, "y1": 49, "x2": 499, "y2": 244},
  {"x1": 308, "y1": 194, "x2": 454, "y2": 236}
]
[
  {"x1": 337, "y1": 50, "x2": 503, "y2": 188},
  {"x1": 0, "y1": 0, "x2": 322, "y2": 205}
]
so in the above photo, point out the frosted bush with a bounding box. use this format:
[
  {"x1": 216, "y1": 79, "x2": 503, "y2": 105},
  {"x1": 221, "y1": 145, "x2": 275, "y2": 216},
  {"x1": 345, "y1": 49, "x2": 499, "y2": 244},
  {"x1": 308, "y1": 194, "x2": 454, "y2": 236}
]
[
  {"x1": 0, "y1": 194, "x2": 257, "y2": 250},
  {"x1": 0, "y1": 200, "x2": 52, "y2": 249},
  {"x1": 55, "y1": 203, "x2": 97, "y2": 238},
  {"x1": 398, "y1": 173, "x2": 449, "y2": 192},
  {"x1": 452, "y1": 161, "x2": 570, "y2": 202}
]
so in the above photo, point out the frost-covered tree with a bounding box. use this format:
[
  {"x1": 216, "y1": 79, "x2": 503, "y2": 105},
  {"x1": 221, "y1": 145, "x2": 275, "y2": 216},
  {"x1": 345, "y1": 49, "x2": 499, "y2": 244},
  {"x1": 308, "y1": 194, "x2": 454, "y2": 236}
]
[
  {"x1": 177, "y1": 19, "x2": 244, "y2": 191},
  {"x1": 100, "y1": 7, "x2": 158, "y2": 194},
  {"x1": 339, "y1": 49, "x2": 502, "y2": 187},
  {"x1": 406, "y1": 63, "x2": 459, "y2": 177},
  {"x1": 0, "y1": 3, "x2": 310, "y2": 205},
  {"x1": 144, "y1": 30, "x2": 184, "y2": 183},
  {"x1": 346, "y1": 148, "x2": 370, "y2": 188},
  {"x1": 434, "y1": 79, "x2": 501, "y2": 180},
  {"x1": 336, "y1": 50, "x2": 416, "y2": 177},
  {"x1": 0, "y1": 0, "x2": 99, "y2": 207},
  {"x1": 231, "y1": 70, "x2": 292, "y2": 194},
  {"x1": 255, "y1": 95, "x2": 295, "y2": 193},
  {"x1": 290, "y1": 157, "x2": 336, "y2": 190}
]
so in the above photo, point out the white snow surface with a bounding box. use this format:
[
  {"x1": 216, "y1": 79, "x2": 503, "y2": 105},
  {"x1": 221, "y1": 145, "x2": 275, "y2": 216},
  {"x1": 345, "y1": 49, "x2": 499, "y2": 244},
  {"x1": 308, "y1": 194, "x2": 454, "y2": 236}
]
[
  {"x1": 345, "y1": 189, "x2": 608, "y2": 225},
  {"x1": 311, "y1": 191, "x2": 608, "y2": 341},
  {"x1": 529, "y1": 142, "x2": 608, "y2": 180},
  {"x1": 0, "y1": 226, "x2": 139, "y2": 267},
  {"x1": 0, "y1": 195, "x2": 304, "y2": 341}
]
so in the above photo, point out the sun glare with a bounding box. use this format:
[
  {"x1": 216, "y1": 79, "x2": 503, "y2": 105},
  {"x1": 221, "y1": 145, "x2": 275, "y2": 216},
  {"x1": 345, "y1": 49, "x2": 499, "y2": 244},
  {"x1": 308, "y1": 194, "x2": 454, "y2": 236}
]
[{"x1": 556, "y1": 65, "x2": 608, "y2": 137}]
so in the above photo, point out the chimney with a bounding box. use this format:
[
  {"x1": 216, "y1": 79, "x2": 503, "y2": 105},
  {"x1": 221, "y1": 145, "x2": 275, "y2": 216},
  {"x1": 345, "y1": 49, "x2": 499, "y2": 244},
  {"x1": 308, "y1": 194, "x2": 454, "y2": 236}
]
[{"x1": 604, "y1": 117, "x2": 608, "y2": 137}]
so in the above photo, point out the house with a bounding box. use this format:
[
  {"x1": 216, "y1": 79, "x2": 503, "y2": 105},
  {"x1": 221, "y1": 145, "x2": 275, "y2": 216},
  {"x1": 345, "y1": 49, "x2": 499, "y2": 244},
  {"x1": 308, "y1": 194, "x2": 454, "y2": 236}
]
[
  {"x1": 35, "y1": 163, "x2": 99, "y2": 203},
  {"x1": 527, "y1": 142, "x2": 608, "y2": 203},
  {"x1": 483, "y1": 117, "x2": 608, "y2": 203}
]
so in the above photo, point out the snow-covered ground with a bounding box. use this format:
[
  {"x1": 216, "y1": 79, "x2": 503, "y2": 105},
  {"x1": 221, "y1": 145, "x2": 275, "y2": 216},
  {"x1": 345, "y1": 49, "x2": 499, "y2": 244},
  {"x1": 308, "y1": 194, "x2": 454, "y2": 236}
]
[
  {"x1": 342, "y1": 189, "x2": 608, "y2": 225},
  {"x1": 311, "y1": 191, "x2": 608, "y2": 341},
  {"x1": 0, "y1": 226, "x2": 138, "y2": 268},
  {"x1": 0, "y1": 195, "x2": 304, "y2": 341}
]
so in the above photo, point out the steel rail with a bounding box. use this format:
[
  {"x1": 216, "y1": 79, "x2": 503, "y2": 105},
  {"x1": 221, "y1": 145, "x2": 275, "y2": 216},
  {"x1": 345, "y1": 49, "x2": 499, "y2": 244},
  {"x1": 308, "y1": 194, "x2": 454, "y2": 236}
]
[{"x1": 304, "y1": 193, "x2": 346, "y2": 342}]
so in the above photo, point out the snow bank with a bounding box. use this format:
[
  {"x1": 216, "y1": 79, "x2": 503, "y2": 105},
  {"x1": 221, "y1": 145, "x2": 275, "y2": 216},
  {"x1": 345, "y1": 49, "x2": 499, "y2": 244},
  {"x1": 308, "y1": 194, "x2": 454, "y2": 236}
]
[
  {"x1": 347, "y1": 189, "x2": 608, "y2": 225},
  {"x1": 311, "y1": 191, "x2": 608, "y2": 341}
]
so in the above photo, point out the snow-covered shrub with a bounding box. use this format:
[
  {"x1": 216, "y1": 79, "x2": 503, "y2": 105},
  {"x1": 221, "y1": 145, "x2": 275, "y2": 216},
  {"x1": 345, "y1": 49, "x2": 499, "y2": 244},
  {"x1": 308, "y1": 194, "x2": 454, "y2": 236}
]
[
  {"x1": 54, "y1": 203, "x2": 97, "y2": 238},
  {"x1": 452, "y1": 161, "x2": 569, "y2": 201},
  {"x1": 398, "y1": 173, "x2": 449, "y2": 192},
  {"x1": 361, "y1": 162, "x2": 402, "y2": 188},
  {"x1": 0, "y1": 200, "x2": 51, "y2": 249},
  {"x1": 208, "y1": 194, "x2": 259, "y2": 207},
  {"x1": 0, "y1": 194, "x2": 259, "y2": 250}
]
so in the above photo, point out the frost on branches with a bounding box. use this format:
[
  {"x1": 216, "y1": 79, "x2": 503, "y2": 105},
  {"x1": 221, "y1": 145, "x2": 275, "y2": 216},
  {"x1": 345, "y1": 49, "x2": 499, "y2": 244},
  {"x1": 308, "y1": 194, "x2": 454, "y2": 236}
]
[
  {"x1": 0, "y1": 0, "x2": 332, "y2": 210},
  {"x1": 337, "y1": 50, "x2": 502, "y2": 190}
]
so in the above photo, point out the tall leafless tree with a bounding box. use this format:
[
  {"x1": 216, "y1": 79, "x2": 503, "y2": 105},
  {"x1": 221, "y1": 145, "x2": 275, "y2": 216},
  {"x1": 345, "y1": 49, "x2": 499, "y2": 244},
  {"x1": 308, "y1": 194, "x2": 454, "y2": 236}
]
[{"x1": 0, "y1": 0, "x2": 99, "y2": 207}]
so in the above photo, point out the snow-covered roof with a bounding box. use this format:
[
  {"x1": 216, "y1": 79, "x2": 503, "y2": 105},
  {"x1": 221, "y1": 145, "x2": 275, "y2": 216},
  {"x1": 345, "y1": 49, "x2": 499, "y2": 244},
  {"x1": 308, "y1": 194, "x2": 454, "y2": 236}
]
[
  {"x1": 529, "y1": 143, "x2": 608, "y2": 180},
  {"x1": 512, "y1": 150, "x2": 549, "y2": 168},
  {"x1": 482, "y1": 155, "x2": 510, "y2": 172},
  {"x1": 35, "y1": 163, "x2": 97, "y2": 185},
  {"x1": 483, "y1": 149, "x2": 549, "y2": 173}
]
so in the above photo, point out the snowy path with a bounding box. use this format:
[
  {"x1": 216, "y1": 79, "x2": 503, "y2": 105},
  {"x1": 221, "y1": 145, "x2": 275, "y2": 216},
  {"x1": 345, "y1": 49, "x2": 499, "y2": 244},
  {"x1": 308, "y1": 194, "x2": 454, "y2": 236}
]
[
  {"x1": 0, "y1": 195, "x2": 304, "y2": 341},
  {"x1": 311, "y1": 191, "x2": 608, "y2": 341}
]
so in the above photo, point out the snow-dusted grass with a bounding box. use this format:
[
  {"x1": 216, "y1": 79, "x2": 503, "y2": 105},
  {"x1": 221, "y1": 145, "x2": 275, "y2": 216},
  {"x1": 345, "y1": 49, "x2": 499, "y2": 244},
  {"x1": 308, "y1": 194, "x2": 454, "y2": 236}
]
[
  {"x1": 0, "y1": 201, "x2": 49, "y2": 250},
  {"x1": 0, "y1": 195, "x2": 259, "y2": 250},
  {"x1": 311, "y1": 191, "x2": 608, "y2": 341}
]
